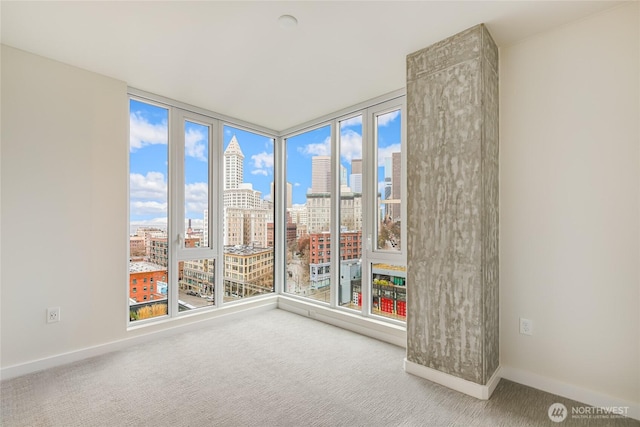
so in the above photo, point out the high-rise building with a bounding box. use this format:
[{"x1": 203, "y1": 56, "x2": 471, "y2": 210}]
[
  {"x1": 221, "y1": 136, "x2": 269, "y2": 248},
  {"x1": 349, "y1": 174, "x2": 362, "y2": 193},
  {"x1": 224, "y1": 135, "x2": 244, "y2": 190},
  {"x1": 350, "y1": 159, "x2": 362, "y2": 193},
  {"x1": 391, "y1": 151, "x2": 402, "y2": 220},
  {"x1": 339, "y1": 191, "x2": 362, "y2": 232},
  {"x1": 223, "y1": 184, "x2": 262, "y2": 209},
  {"x1": 340, "y1": 164, "x2": 347, "y2": 187},
  {"x1": 384, "y1": 157, "x2": 392, "y2": 218},
  {"x1": 351, "y1": 159, "x2": 362, "y2": 175},
  {"x1": 311, "y1": 156, "x2": 331, "y2": 193},
  {"x1": 306, "y1": 193, "x2": 331, "y2": 233},
  {"x1": 223, "y1": 206, "x2": 269, "y2": 247}
]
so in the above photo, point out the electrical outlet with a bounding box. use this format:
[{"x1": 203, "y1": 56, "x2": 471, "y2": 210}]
[
  {"x1": 47, "y1": 307, "x2": 60, "y2": 323},
  {"x1": 519, "y1": 317, "x2": 532, "y2": 335}
]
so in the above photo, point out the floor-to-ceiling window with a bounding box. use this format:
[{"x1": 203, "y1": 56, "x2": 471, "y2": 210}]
[
  {"x1": 175, "y1": 112, "x2": 217, "y2": 312},
  {"x1": 369, "y1": 104, "x2": 406, "y2": 321},
  {"x1": 281, "y1": 96, "x2": 406, "y2": 323},
  {"x1": 129, "y1": 90, "x2": 405, "y2": 325},
  {"x1": 222, "y1": 125, "x2": 275, "y2": 302},
  {"x1": 284, "y1": 125, "x2": 332, "y2": 303},
  {"x1": 129, "y1": 99, "x2": 170, "y2": 321},
  {"x1": 128, "y1": 93, "x2": 275, "y2": 324},
  {"x1": 338, "y1": 115, "x2": 363, "y2": 311}
]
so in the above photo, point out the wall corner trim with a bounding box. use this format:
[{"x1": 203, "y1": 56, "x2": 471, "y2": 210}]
[{"x1": 404, "y1": 359, "x2": 502, "y2": 400}]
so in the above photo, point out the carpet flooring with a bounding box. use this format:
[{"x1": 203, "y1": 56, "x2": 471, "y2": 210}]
[{"x1": 1, "y1": 308, "x2": 638, "y2": 426}]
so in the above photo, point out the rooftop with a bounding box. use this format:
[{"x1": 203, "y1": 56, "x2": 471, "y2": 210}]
[
  {"x1": 224, "y1": 245, "x2": 272, "y2": 256},
  {"x1": 129, "y1": 262, "x2": 166, "y2": 274}
]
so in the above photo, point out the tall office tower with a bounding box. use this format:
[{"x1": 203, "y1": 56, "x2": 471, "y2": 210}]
[
  {"x1": 311, "y1": 156, "x2": 331, "y2": 193},
  {"x1": 350, "y1": 158, "x2": 362, "y2": 193},
  {"x1": 349, "y1": 174, "x2": 362, "y2": 193},
  {"x1": 223, "y1": 207, "x2": 269, "y2": 247},
  {"x1": 340, "y1": 164, "x2": 347, "y2": 187},
  {"x1": 351, "y1": 159, "x2": 362, "y2": 174},
  {"x1": 270, "y1": 182, "x2": 293, "y2": 209},
  {"x1": 391, "y1": 151, "x2": 402, "y2": 220},
  {"x1": 384, "y1": 157, "x2": 392, "y2": 218},
  {"x1": 224, "y1": 135, "x2": 244, "y2": 190}
]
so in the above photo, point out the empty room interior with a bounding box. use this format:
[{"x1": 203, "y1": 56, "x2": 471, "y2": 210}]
[{"x1": 1, "y1": 1, "x2": 639, "y2": 426}]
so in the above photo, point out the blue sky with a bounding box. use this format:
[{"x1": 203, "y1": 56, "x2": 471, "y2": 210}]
[{"x1": 129, "y1": 99, "x2": 401, "y2": 232}]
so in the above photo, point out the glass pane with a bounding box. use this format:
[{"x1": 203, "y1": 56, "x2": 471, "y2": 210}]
[
  {"x1": 178, "y1": 258, "x2": 215, "y2": 310},
  {"x1": 129, "y1": 99, "x2": 169, "y2": 321},
  {"x1": 285, "y1": 125, "x2": 332, "y2": 303},
  {"x1": 376, "y1": 110, "x2": 402, "y2": 251},
  {"x1": 222, "y1": 126, "x2": 275, "y2": 300},
  {"x1": 371, "y1": 263, "x2": 406, "y2": 321},
  {"x1": 184, "y1": 120, "x2": 209, "y2": 248},
  {"x1": 338, "y1": 116, "x2": 363, "y2": 309}
]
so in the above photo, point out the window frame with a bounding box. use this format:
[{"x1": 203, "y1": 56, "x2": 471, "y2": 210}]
[
  {"x1": 127, "y1": 89, "x2": 278, "y2": 327},
  {"x1": 280, "y1": 92, "x2": 406, "y2": 325},
  {"x1": 128, "y1": 87, "x2": 405, "y2": 327}
]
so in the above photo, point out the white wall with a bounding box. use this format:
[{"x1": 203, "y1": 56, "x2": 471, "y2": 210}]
[
  {"x1": 1, "y1": 45, "x2": 129, "y2": 367},
  {"x1": 0, "y1": 46, "x2": 279, "y2": 374},
  {"x1": 500, "y1": 1, "x2": 639, "y2": 410}
]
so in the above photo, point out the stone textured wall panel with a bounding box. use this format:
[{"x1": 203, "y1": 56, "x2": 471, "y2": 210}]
[{"x1": 407, "y1": 24, "x2": 499, "y2": 385}]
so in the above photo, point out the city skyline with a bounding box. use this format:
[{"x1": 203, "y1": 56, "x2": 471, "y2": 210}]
[{"x1": 129, "y1": 99, "x2": 401, "y2": 234}]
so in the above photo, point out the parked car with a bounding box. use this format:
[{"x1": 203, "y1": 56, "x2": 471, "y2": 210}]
[{"x1": 186, "y1": 290, "x2": 198, "y2": 296}]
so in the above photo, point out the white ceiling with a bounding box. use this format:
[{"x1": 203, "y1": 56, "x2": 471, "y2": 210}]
[{"x1": 1, "y1": 1, "x2": 622, "y2": 131}]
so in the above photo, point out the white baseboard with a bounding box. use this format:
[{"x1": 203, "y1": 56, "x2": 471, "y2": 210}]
[
  {"x1": 1, "y1": 299, "x2": 277, "y2": 381},
  {"x1": 277, "y1": 295, "x2": 407, "y2": 348},
  {"x1": 500, "y1": 365, "x2": 639, "y2": 421},
  {"x1": 404, "y1": 359, "x2": 502, "y2": 400}
]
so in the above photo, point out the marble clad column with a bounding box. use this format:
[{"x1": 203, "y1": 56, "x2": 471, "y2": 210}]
[{"x1": 406, "y1": 24, "x2": 499, "y2": 388}]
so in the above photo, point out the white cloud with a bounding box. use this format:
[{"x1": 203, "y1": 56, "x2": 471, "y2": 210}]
[
  {"x1": 377, "y1": 144, "x2": 401, "y2": 166},
  {"x1": 252, "y1": 152, "x2": 273, "y2": 169},
  {"x1": 299, "y1": 136, "x2": 331, "y2": 157},
  {"x1": 294, "y1": 182, "x2": 301, "y2": 187},
  {"x1": 185, "y1": 128, "x2": 207, "y2": 161},
  {"x1": 251, "y1": 151, "x2": 273, "y2": 176},
  {"x1": 377, "y1": 110, "x2": 400, "y2": 127},
  {"x1": 339, "y1": 129, "x2": 362, "y2": 162},
  {"x1": 130, "y1": 112, "x2": 167, "y2": 150},
  {"x1": 185, "y1": 182, "x2": 208, "y2": 215},
  {"x1": 130, "y1": 201, "x2": 168, "y2": 215},
  {"x1": 130, "y1": 172, "x2": 167, "y2": 201},
  {"x1": 297, "y1": 130, "x2": 364, "y2": 163},
  {"x1": 340, "y1": 116, "x2": 362, "y2": 128}
]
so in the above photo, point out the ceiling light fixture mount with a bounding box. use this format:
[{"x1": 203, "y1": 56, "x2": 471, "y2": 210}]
[{"x1": 278, "y1": 14, "x2": 298, "y2": 30}]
